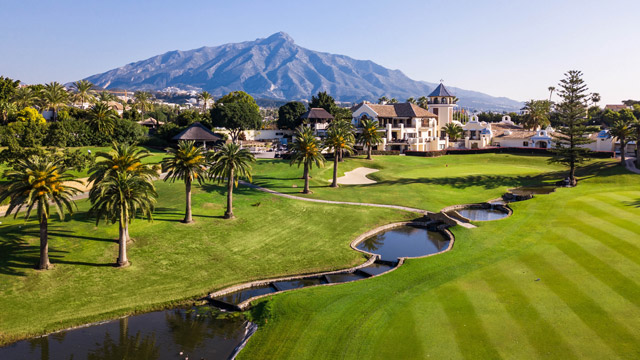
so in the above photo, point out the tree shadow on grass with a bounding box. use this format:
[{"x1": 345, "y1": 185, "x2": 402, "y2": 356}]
[
  {"x1": 0, "y1": 224, "x2": 114, "y2": 276},
  {"x1": 624, "y1": 199, "x2": 640, "y2": 208},
  {"x1": 152, "y1": 207, "x2": 226, "y2": 222}
]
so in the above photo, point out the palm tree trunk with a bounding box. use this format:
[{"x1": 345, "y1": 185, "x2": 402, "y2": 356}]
[
  {"x1": 339, "y1": 148, "x2": 343, "y2": 162},
  {"x1": 38, "y1": 216, "x2": 51, "y2": 270},
  {"x1": 367, "y1": 144, "x2": 372, "y2": 160},
  {"x1": 225, "y1": 170, "x2": 234, "y2": 219},
  {"x1": 331, "y1": 154, "x2": 339, "y2": 188},
  {"x1": 303, "y1": 164, "x2": 311, "y2": 194},
  {"x1": 184, "y1": 179, "x2": 193, "y2": 223},
  {"x1": 620, "y1": 139, "x2": 626, "y2": 165},
  {"x1": 117, "y1": 219, "x2": 129, "y2": 267}
]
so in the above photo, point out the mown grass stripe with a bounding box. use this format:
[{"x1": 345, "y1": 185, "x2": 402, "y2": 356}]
[
  {"x1": 574, "y1": 197, "x2": 640, "y2": 224},
  {"x1": 437, "y1": 285, "x2": 503, "y2": 359},
  {"x1": 521, "y1": 253, "x2": 640, "y2": 358},
  {"x1": 483, "y1": 271, "x2": 578, "y2": 359},
  {"x1": 552, "y1": 236, "x2": 640, "y2": 308}
]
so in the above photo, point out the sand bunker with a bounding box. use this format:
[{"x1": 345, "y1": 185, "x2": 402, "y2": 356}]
[{"x1": 335, "y1": 167, "x2": 379, "y2": 185}]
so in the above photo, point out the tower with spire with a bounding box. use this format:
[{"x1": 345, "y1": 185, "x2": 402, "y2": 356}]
[{"x1": 427, "y1": 82, "x2": 456, "y2": 138}]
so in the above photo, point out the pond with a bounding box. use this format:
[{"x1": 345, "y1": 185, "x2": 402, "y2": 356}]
[
  {"x1": 356, "y1": 225, "x2": 449, "y2": 262},
  {"x1": 0, "y1": 306, "x2": 249, "y2": 360},
  {"x1": 456, "y1": 208, "x2": 509, "y2": 221}
]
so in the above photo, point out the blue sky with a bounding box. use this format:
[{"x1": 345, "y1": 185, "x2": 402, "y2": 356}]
[{"x1": 1, "y1": 0, "x2": 638, "y2": 104}]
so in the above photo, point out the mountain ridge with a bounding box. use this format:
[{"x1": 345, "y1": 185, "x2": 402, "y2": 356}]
[{"x1": 84, "y1": 32, "x2": 522, "y2": 111}]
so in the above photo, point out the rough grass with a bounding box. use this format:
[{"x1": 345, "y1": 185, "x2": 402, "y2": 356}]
[
  {"x1": 240, "y1": 161, "x2": 640, "y2": 359},
  {"x1": 0, "y1": 180, "x2": 414, "y2": 346},
  {"x1": 252, "y1": 154, "x2": 574, "y2": 211}
]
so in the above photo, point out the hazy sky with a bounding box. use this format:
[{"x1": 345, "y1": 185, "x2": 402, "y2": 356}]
[{"x1": 1, "y1": 0, "x2": 638, "y2": 104}]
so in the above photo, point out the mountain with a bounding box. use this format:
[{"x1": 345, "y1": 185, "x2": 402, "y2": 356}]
[{"x1": 84, "y1": 32, "x2": 522, "y2": 111}]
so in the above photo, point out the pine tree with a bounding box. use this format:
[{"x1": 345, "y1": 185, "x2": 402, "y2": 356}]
[{"x1": 548, "y1": 70, "x2": 598, "y2": 186}]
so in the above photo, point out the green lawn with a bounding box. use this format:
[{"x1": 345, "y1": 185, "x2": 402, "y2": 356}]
[
  {"x1": 2, "y1": 152, "x2": 638, "y2": 359},
  {"x1": 252, "y1": 154, "x2": 573, "y2": 211},
  {"x1": 241, "y1": 161, "x2": 640, "y2": 359},
  {"x1": 0, "y1": 180, "x2": 414, "y2": 345}
]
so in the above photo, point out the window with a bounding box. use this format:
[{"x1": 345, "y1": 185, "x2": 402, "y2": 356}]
[
  {"x1": 523, "y1": 141, "x2": 529, "y2": 146},
  {"x1": 276, "y1": 132, "x2": 283, "y2": 136}
]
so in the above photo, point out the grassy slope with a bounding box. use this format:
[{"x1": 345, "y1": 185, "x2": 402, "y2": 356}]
[
  {"x1": 0, "y1": 181, "x2": 414, "y2": 345},
  {"x1": 241, "y1": 163, "x2": 640, "y2": 359},
  {"x1": 252, "y1": 154, "x2": 570, "y2": 211}
]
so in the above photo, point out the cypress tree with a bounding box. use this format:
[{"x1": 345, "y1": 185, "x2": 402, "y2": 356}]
[{"x1": 549, "y1": 70, "x2": 599, "y2": 186}]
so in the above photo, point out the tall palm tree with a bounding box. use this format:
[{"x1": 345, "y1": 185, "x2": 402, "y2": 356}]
[
  {"x1": 42, "y1": 82, "x2": 69, "y2": 121},
  {"x1": 324, "y1": 125, "x2": 354, "y2": 188},
  {"x1": 12, "y1": 86, "x2": 39, "y2": 110},
  {"x1": 134, "y1": 91, "x2": 154, "y2": 124},
  {"x1": 89, "y1": 171, "x2": 157, "y2": 267},
  {"x1": 87, "y1": 102, "x2": 118, "y2": 135},
  {"x1": 609, "y1": 119, "x2": 634, "y2": 165},
  {"x1": 88, "y1": 143, "x2": 158, "y2": 242},
  {"x1": 208, "y1": 143, "x2": 255, "y2": 219},
  {"x1": 548, "y1": 86, "x2": 556, "y2": 102},
  {"x1": 357, "y1": 118, "x2": 383, "y2": 160},
  {"x1": 0, "y1": 156, "x2": 80, "y2": 269},
  {"x1": 162, "y1": 141, "x2": 208, "y2": 223},
  {"x1": 633, "y1": 119, "x2": 640, "y2": 168},
  {"x1": 290, "y1": 126, "x2": 325, "y2": 194},
  {"x1": 443, "y1": 123, "x2": 464, "y2": 141},
  {"x1": 72, "y1": 80, "x2": 95, "y2": 108},
  {"x1": 197, "y1": 91, "x2": 213, "y2": 113}
]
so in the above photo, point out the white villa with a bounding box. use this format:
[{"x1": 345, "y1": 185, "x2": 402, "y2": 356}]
[
  {"x1": 351, "y1": 83, "x2": 457, "y2": 152},
  {"x1": 455, "y1": 116, "x2": 554, "y2": 149}
]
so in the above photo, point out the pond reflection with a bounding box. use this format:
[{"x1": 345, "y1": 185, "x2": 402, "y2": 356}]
[
  {"x1": 0, "y1": 306, "x2": 247, "y2": 360},
  {"x1": 356, "y1": 225, "x2": 449, "y2": 262}
]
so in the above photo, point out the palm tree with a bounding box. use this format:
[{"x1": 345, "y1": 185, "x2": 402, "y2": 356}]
[
  {"x1": 417, "y1": 96, "x2": 429, "y2": 110},
  {"x1": 443, "y1": 123, "x2": 464, "y2": 141},
  {"x1": 324, "y1": 125, "x2": 354, "y2": 188},
  {"x1": 197, "y1": 91, "x2": 213, "y2": 113},
  {"x1": 388, "y1": 98, "x2": 398, "y2": 104},
  {"x1": 96, "y1": 91, "x2": 115, "y2": 104},
  {"x1": 609, "y1": 119, "x2": 634, "y2": 165},
  {"x1": 377, "y1": 96, "x2": 389, "y2": 104},
  {"x1": 42, "y1": 82, "x2": 69, "y2": 121},
  {"x1": 87, "y1": 102, "x2": 118, "y2": 135},
  {"x1": 13, "y1": 86, "x2": 39, "y2": 110},
  {"x1": 522, "y1": 99, "x2": 551, "y2": 130},
  {"x1": 72, "y1": 80, "x2": 95, "y2": 108},
  {"x1": 591, "y1": 93, "x2": 601, "y2": 108},
  {"x1": 134, "y1": 91, "x2": 154, "y2": 124},
  {"x1": 90, "y1": 171, "x2": 157, "y2": 267},
  {"x1": 290, "y1": 126, "x2": 325, "y2": 194},
  {"x1": 208, "y1": 143, "x2": 255, "y2": 219},
  {"x1": 406, "y1": 97, "x2": 416, "y2": 104},
  {"x1": 548, "y1": 86, "x2": 556, "y2": 102},
  {"x1": 0, "y1": 156, "x2": 81, "y2": 269},
  {"x1": 162, "y1": 141, "x2": 208, "y2": 223},
  {"x1": 88, "y1": 143, "x2": 158, "y2": 243},
  {"x1": 357, "y1": 118, "x2": 383, "y2": 160}
]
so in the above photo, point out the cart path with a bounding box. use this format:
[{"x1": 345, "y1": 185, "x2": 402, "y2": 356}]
[{"x1": 239, "y1": 180, "x2": 477, "y2": 229}]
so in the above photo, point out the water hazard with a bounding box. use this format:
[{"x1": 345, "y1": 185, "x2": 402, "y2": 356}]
[
  {"x1": 356, "y1": 225, "x2": 449, "y2": 262},
  {"x1": 0, "y1": 306, "x2": 248, "y2": 360},
  {"x1": 457, "y1": 208, "x2": 509, "y2": 221}
]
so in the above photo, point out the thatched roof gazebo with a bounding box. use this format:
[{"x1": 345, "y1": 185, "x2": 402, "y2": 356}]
[{"x1": 172, "y1": 122, "x2": 222, "y2": 148}]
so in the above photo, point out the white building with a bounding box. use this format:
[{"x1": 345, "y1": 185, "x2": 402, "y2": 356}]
[{"x1": 351, "y1": 83, "x2": 457, "y2": 152}]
